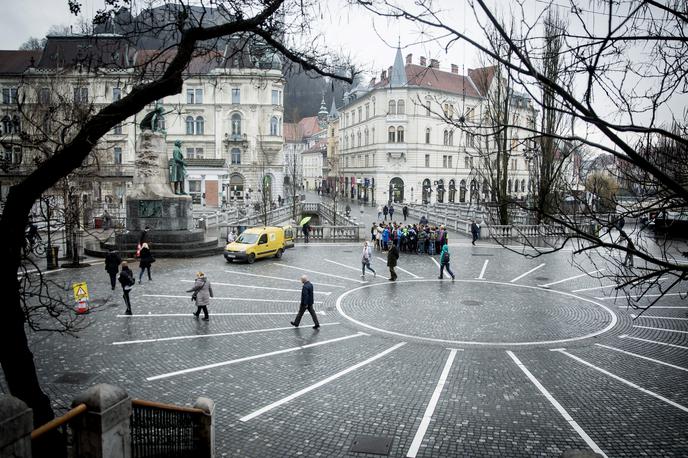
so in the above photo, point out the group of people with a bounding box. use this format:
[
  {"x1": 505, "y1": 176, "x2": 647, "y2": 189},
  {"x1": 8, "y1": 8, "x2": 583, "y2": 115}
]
[
  {"x1": 370, "y1": 222, "x2": 450, "y2": 255},
  {"x1": 376, "y1": 204, "x2": 409, "y2": 222}
]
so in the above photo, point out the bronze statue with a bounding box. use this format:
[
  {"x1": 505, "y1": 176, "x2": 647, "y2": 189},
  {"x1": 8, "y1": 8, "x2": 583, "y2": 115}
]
[
  {"x1": 140, "y1": 104, "x2": 165, "y2": 132},
  {"x1": 169, "y1": 140, "x2": 187, "y2": 194}
]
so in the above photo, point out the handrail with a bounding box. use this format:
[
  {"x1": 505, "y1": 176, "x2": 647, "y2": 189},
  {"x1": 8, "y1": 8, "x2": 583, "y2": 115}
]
[
  {"x1": 132, "y1": 398, "x2": 205, "y2": 415},
  {"x1": 31, "y1": 403, "x2": 87, "y2": 440}
]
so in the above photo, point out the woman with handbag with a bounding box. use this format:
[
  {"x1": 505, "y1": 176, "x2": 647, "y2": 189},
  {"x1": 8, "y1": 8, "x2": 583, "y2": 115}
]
[
  {"x1": 138, "y1": 243, "x2": 155, "y2": 283},
  {"x1": 187, "y1": 272, "x2": 213, "y2": 320}
]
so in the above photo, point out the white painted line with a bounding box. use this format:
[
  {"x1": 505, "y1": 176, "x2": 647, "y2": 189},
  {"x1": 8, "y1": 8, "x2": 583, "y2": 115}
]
[
  {"x1": 274, "y1": 263, "x2": 365, "y2": 283},
  {"x1": 540, "y1": 270, "x2": 605, "y2": 288},
  {"x1": 140, "y1": 294, "x2": 322, "y2": 304},
  {"x1": 181, "y1": 280, "x2": 330, "y2": 295},
  {"x1": 507, "y1": 351, "x2": 607, "y2": 457},
  {"x1": 633, "y1": 325, "x2": 688, "y2": 335},
  {"x1": 430, "y1": 256, "x2": 440, "y2": 268},
  {"x1": 571, "y1": 284, "x2": 617, "y2": 293},
  {"x1": 406, "y1": 350, "x2": 458, "y2": 458},
  {"x1": 631, "y1": 314, "x2": 688, "y2": 321},
  {"x1": 619, "y1": 335, "x2": 688, "y2": 350},
  {"x1": 325, "y1": 259, "x2": 389, "y2": 280},
  {"x1": 596, "y1": 292, "x2": 687, "y2": 300},
  {"x1": 476, "y1": 260, "x2": 488, "y2": 280},
  {"x1": 113, "y1": 323, "x2": 340, "y2": 345},
  {"x1": 224, "y1": 271, "x2": 344, "y2": 288},
  {"x1": 240, "y1": 342, "x2": 406, "y2": 422},
  {"x1": 594, "y1": 344, "x2": 688, "y2": 372},
  {"x1": 510, "y1": 263, "x2": 546, "y2": 283},
  {"x1": 553, "y1": 349, "x2": 688, "y2": 413},
  {"x1": 118, "y1": 312, "x2": 326, "y2": 318},
  {"x1": 375, "y1": 257, "x2": 421, "y2": 278},
  {"x1": 147, "y1": 332, "x2": 367, "y2": 381},
  {"x1": 618, "y1": 305, "x2": 688, "y2": 309}
]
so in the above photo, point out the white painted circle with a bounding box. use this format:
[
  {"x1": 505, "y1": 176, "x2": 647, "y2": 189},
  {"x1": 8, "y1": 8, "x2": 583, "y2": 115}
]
[{"x1": 334, "y1": 279, "x2": 619, "y2": 346}]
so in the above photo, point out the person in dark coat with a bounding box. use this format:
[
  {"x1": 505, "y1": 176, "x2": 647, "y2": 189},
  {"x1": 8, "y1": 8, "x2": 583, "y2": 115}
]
[
  {"x1": 387, "y1": 243, "x2": 399, "y2": 281},
  {"x1": 118, "y1": 261, "x2": 135, "y2": 315},
  {"x1": 383, "y1": 205, "x2": 389, "y2": 221},
  {"x1": 470, "y1": 220, "x2": 479, "y2": 246},
  {"x1": 402, "y1": 205, "x2": 408, "y2": 221},
  {"x1": 105, "y1": 248, "x2": 122, "y2": 290},
  {"x1": 302, "y1": 222, "x2": 311, "y2": 243},
  {"x1": 291, "y1": 275, "x2": 320, "y2": 329},
  {"x1": 138, "y1": 243, "x2": 155, "y2": 283},
  {"x1": 389, "y1": 204, "x2": 395, "y2": 221},
  {"x1": 186, "y1": 272, "x2": 213, "y2": 320}
]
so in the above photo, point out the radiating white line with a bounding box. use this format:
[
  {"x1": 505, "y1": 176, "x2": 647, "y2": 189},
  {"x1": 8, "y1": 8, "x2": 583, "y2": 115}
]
[
  {"x1": 147, "y1": 332, "x2": 367, "y2": 381},
  {"x1": 633, "y1": 325, "x2": 688, "y2": 335},
  {"x1": 476, "y1": 260, "x2": 488, "y2": 280},
  {"x1": 540, "y1": 269, "x2": 605, "y2": 288},
  {"x1": 118, "y1": 312, "x2": 326, "y2": 318},
  {"x1": 430, "y1": 256, "x2": 440, "y2": 268},
  {"x1": 113, "y1": 323, "x2": 340, "y2": 345},
  {"x1": 224, "y1": 271, "x2": 344, "y2": 288},
  {"x1": 596, "y1": 292, "x2": 687, "y2": 300},
  {"x1": 140, "y1": 294, "x2": 322, "y2": 304},
  {"x1": 510, "y1": 263, "x2": 546, "y2": 283},
  {"x1": 507, "y1": 351, "x2": 606, "y2": 457},
  {"x1": 631, "y1": 314, "x2": 688, "y2": 321},
  {"x1": 180, "y1": 280, "x2": 330, "y2": 295},
  {"x1": 594, "y1": 344, "x2": 688, "y2": 372},
  {"x1": 375, "y1": 257, "x2": 420, "y2": 278},
  {"x1": 406, "y1": 349, "x2": 458, "y2": 458},
  {"x1": 571, "y1": 284, "x2": 617, "y2": 293},
  {"x1": 553, "y1": 349, "x2": 688, "y2": 413},
  {"x1": 240, "y1": 342, "x2": 406, "y2": 422},
  {"x1": 618, "y1": 305, "x2": 688, "y2": 309},
  {"x1": 325, "y1": 259, "x2": 389, "y2": 280},
  {"x1": 274, "y1": 263, "x2": 365, "y2": 283},
  {"x1": 619, "y1": 334, "x2": 688, "y2": 350}
]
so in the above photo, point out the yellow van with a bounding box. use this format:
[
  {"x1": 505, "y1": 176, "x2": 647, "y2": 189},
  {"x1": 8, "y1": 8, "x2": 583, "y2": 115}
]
[
  {"x1": 224, "y1": 226, "x2": 285, "y2": 263},
  {"x1": 282, "y1": 225, "x2": 295, "y2": 249}
]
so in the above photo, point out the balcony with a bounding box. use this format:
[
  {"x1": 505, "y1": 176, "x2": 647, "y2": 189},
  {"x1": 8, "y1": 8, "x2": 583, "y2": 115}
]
[
  {"x1": 258, "y1": 134, "x2": 283, "y2": 154},
  {"x1": 224, "y1": 133, "x2": 249, "y2": 148}
]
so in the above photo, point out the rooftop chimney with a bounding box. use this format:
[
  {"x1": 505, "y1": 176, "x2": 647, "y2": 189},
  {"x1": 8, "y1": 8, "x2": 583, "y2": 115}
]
[
  {"x1": 381, "y1": 69, "x2": 387, "y2": 80},
  {"x1": 419, "y1": 56, "x2": 426, "y2": 66},
  {"x1": 406, "y1": 53, "x2": 413, "y2": 64},
  {"x1": 451, "y1": 64, "x2": 459, "y2": 74},
  {"x1": 430, "y1": 59, "x2": 440, "y2": 69}
]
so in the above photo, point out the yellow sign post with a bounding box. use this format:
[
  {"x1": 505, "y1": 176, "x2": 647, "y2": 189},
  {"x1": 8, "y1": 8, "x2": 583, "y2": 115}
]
[{"x1": 72, "y1": 282, "x2": 89, "y2": 302}]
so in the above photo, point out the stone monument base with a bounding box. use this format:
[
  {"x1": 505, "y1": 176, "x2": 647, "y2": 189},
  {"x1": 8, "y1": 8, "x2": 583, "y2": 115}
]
[
  {"x1": 86, "y1": 229, "x2": 224, "y2": 258},
  {"x1": 125, "y1": 195, "x2": 194, "y2": 232}
]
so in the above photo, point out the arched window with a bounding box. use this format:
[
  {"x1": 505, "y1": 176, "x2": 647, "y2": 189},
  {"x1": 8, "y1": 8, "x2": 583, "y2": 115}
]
[
  {"x1": 397, "y1": 99, "x2": 405, "y2": 115},
  {"x1": 185, "y1": 116, "x2": 195, "y2": 135},
  {"x1": 12, "y1": 115, "x2": 21, "y2": 133},
  {"x1": 357, "y1": 131, "x2": 361, "y2": 147},
  {"x1": 231, "y1": 148, "x2": 241, "y2": 164},
  {"x1": 364, "y1": 129, "x2": 369, "y2": 145},
  {"x1": 464, "y1": 156, "x2": 470, "y2": 169},
  {"x1": 270, "y1": 116, "x2": 278, "y2": 135},
  {"x1": 350, "y1": 133, "x2": 354, "y2": 147},
  {"x1": 231, "y1": 113, "x2": 242, "y2": 136},
  {"x1": 396, "y1": 126, "x2": 404, "y2": 143},
  {"x1": 388, "y1": 100, "x2": 396, "y2": 115},
  {"x1": 388, "y1": 126, "x2": 396, "y2": 143},
  {"x1": 448, "y1": 130, "x2": 454, "y2": 146},
  {"x1": 425, "y1": 128, "x2": 431, "y2": 144},
  {"x1": 459, "y1": 179, "x2": 467, "y2": 202},
  {"x1": 1, "y1": 116, "x2": 12, "y2": 134},
  {"x1": 521, "y1": 179, "x2": 526, "y2": 193},
  {"x1": 195, "y1": 116, "x2": 204, "y2": 135},
  {"x1": 508, "y1": 179, "x2": 513, "y2": 194},
  {"x1": 443, "y1": 130, "x2": 449, "y2": 145},
  {"x1": 371, "y1": 127, "x2": 375, "y2": 143}
]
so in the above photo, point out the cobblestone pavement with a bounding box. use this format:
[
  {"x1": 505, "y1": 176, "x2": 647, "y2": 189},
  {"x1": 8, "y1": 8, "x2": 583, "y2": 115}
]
[{"x1": 20, "y1": 237, "x2": 688, "y2": 457}]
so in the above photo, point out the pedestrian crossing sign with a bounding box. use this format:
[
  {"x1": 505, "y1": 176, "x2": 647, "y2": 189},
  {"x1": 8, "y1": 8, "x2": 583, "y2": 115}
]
[{"x1": 72, "y1": 282, "x2": 89, "y2": 301}]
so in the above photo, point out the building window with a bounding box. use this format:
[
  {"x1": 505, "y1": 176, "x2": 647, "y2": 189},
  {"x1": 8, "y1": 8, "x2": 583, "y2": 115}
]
[
  {"x1": 270, "y1": 116, "x2": 278, "y2": 135},
  {"x1": 388, "y1": 126, "x2": 395, "y2": 143},
  {"x1": 443, "y1": 155, "x2": 448, "y2": 168},
  {"x1": 397, "y1": 99, "x2": 405, "y2": 115},
  {"x1": 425, "y1": 154, "x2": 430, "y2": 167},
  {"x1": 113, "y1": 123, "x2": 123, "y2": 135},
  {"x1": 365, "y1": 154, "x2": 369, "y2": 167},
  {"x1": 425, "y1": 101, "x2": 431, "y2": 116},
  {"x1": 2, "y1": 87, "x2": 18, "y2": 105},
  {"x1": 232, "y1": 88, "x2": 241, "y2": 104},
  {"x1": 397, "y1": 126, "x2": 404, "y2": 143},
  {"x1": 358, "y1": 107, "x2": 362, "y2": 122},
  {"x1": 364, "y1": 129, "x2": 369, "y2": 145},
  {"x1": 1, "y1": 116, "x2": 12, "y2": 134},
  {"x1": 187, "y1": 147, "x2": 204, "y2": 159},
  {"x1": 74, "y1": 87, "x2": 88, "y2": 104},
  {"x1": 231, "y1": 113, "x2": 242, "y2": 136},
  {"x1": 157, "y1": 115, "x2": 166, "y2": 131},
  {"x1": 425, "y1": 128, "x2": 431, "y2": 144},
  {"x1": 114, "y1": 146, "x2": 122, "y2": 164},
  {"x1": 448, "y1": 156, "x2": 453, "y2": 168},
  {"x1": 521, "y1": 179, "x2": 526, "y2": 193},
  {"x1": 443, "y1": 130, "x2": 449, "y2": 145},
  {"x1": 38, "y1": 88, "x2": 50, "y2": 105},
  {"x1": 365, "y1": 103, "x2": 369, "y2": 119},
  {"x1": 186, "y1": 116, "x2": 195, "y2": 135},
  {"x1": 271, "y1": 89, "x2": 279, "y2": 105},
  {"x1": 448, "y1": 130, "x2": 454, "y2": 146},
  {"x1": 371, "y1": 127, "x2": 375, "y2": 143},
  {"x1": 357, "y1": 131, "x2": 361, "y2": 147},
  {"x1": 231, "y1": 148, "x2": 241, "y2": 164},
  {"x1": 508, "y1": 179, "x2": 513, "y2": 194},
  {"x1": 187, "y1": 88, "x2": 203, "y2": 104},
  {"x1": 464, "y1": 156, "x2": 469, "y2": 169},
  {"x1": 388, "y1": 100, "x2": 396, "y2": 115},
  {"x1": 112, "y1": 87, "x2": 121, "y2": 101},
  {"x1": 195, "y1": 116, "x2": 204, "y2": 135},
  {"x1": 466, "y1": 132, "x2": 474, "y2": 147}
]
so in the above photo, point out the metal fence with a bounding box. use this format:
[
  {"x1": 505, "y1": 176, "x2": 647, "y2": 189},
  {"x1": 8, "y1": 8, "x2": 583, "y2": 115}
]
[{"x1": 130, "y1": 400, "x2": 204, "y2": 458}]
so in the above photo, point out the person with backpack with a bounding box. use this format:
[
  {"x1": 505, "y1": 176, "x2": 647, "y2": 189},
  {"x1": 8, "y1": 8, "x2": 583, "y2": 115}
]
[
  {"x1": 361, "y1": 241, "x2": 376, "y2": 279},
  {"x1": 118, "y1": 261, "x2": 135, "y2": 315},
  {"x1": 428, "y1": 227, "x2": 437, "y2": 255},
  {"x1": 187, "y1": 271, "x2": 214, "y2": 320},
  {"x1": 387, "y1": 242, "x2": 400, "y2": 281},
  {"x1": 417, "y1": 226, "x2": 426, "y2": 254},
  {"x1": 438, "y1": 245, "x2": 455, "y2": 280},
  {"x1": 105, "y1": 248, "x2": 122, "y2": 291}
]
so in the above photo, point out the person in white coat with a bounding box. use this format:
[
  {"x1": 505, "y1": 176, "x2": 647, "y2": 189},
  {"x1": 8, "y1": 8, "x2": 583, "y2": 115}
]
[{"x1": 361, "y1": 241, "x2": 376, "y2": 279}]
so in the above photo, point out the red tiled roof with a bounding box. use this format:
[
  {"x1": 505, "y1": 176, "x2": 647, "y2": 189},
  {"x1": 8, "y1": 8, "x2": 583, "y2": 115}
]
[
  {"x1": 0, "y1": 50, "x2": 42, "y2": 75},
  {"x1": 303, "y1": 140, "x2": 326, "y2": 154},
  {"x1": 283, "y1": 122, "x2": 302, "y2": 142},
  {"x1": 467, "y1": 66, "x2": 497, "y2": 96},
  {"x1": 373, "y1": 64, "x2": 484, "y2": 97},
  {"x1": 297, "y1": 116, "x2": 321, "y2": 138}
]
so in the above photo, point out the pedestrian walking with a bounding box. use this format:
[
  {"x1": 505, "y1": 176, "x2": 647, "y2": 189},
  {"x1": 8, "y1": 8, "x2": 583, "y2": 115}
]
[
  {"x1": 470, "y1": 220, "x2": 479, "y2": 245},
  {"x1": 361, "y1": 241, "x2": 376, "y2": 279},
  {"x1": 387, "y1": 243, "x2": 399, "y2": 281},
  {"x1": 302, "y1": 221, "x2": 311, "y2": 243},
  {"x1": 136, "y1": 225, "x2": 151, "y2": 257},
  {"x1": 438, "y1": 245, "x2": 455, "y2": 280},
  {"x1": 622, "y1": 236, "x2": 635, "y2": 267},
  {"x1": 187, "y1": 271, "x2": 213, "y2": 320},
  {"x1": 377, "y1": 205, "x2": 383, "y2": 220},
  {"x1": 138, "y1": 243, "x2": 155, "y2": 283},
  {"x1": 291, "y1": 275, "x2": 320, "y2": 329},
  {"x1": 402, "y1": 205, "x2": 408, "y2": 221},
  {"x1": 383, "y1": 205, "x2": 389, "y2": 221},
  {"x1": 118, "y1": 261, "x2": 135, "y2": 315},
  {"x1": 389, "y1": 204, "x2": 395, "y2": 221},
  {"x1": 104, "y1": 248, "x2": 122, "y2": 291},
  {"x1": 227, "y1": 229, "x2": 236, "y2": 243}
]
